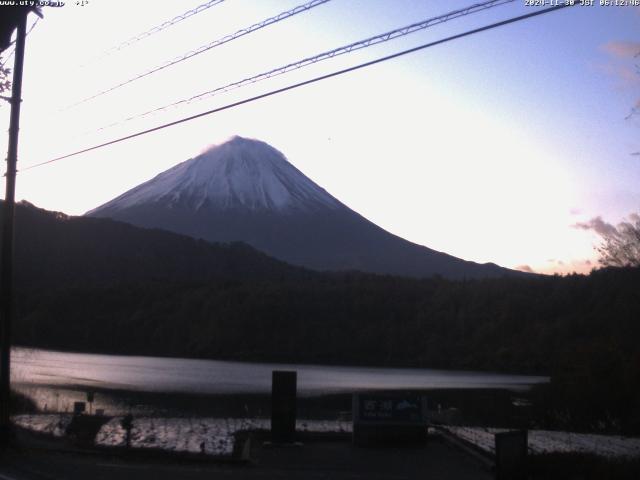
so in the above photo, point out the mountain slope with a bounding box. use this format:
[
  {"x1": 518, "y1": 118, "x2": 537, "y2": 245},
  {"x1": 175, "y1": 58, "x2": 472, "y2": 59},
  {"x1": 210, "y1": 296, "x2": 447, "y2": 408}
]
[
  {"x1": 88, "y1": 136, "x2": 521, "y2": 279},
  {"x1": 3, "y1": 201, "x2": 306, "y2": 292}
]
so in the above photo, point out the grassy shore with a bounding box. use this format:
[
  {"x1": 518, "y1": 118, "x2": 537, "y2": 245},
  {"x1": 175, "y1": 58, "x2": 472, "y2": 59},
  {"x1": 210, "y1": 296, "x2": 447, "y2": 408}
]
[{"x1": 14, "y1": 383, "x2": 531, "y2": 426}]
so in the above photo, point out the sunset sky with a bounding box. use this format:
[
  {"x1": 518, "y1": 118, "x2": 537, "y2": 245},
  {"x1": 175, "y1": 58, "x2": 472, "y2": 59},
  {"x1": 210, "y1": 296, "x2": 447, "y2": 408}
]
[{"x1": 0, "y1": 0, "x2": 638, "y2": 275}]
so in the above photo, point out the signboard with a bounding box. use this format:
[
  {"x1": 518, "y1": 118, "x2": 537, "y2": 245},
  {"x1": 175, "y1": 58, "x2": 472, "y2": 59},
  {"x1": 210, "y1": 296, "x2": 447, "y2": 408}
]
[
  {"x1": 356, "y1": 394, "x2": 426, "y2": 424},
  {"x1": 353, "y1": 392, "x2": 428, "y2": 446}
]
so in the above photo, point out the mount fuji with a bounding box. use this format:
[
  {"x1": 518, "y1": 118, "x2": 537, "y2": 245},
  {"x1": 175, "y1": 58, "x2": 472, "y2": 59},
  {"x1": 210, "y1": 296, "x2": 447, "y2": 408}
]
[{"x1": 87, "y1": 136, "x2": 519, "y2": 279}]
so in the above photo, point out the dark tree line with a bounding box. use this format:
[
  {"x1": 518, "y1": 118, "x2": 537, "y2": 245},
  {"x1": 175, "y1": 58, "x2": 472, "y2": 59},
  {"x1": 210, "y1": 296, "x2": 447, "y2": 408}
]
[{"x1": 14, "y1": 268, "x2": 639, "y2": 374}]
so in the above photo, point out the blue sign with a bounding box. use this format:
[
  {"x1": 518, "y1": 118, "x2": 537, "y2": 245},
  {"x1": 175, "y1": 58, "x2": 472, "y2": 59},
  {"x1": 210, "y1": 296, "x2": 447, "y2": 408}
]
[{"x1": 355, "y1": 393, "x2": 427, "y2": 424}]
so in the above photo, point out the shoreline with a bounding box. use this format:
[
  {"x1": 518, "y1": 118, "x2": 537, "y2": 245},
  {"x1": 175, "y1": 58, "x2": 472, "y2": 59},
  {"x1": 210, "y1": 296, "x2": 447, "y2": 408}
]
[{"x1": 13, "y1": 383, "x2": 531, "y2": 427}]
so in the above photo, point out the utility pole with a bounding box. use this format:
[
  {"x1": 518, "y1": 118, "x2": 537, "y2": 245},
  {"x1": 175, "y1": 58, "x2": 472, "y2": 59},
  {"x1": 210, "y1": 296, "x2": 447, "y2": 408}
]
[{"x1": 0, "y1": 12, "x2": 27, "y2": 446}]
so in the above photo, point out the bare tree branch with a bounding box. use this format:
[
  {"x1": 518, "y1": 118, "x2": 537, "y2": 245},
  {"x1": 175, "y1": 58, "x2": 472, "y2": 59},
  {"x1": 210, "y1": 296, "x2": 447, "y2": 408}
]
[{"x1": 597, "y1": 214, "x2": 640, "y2": 267}]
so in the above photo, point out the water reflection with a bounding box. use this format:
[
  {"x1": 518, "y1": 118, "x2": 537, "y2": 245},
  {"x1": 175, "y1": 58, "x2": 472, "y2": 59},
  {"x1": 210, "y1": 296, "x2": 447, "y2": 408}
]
[{"x1": 12, "y1": 347, "x2": 548, "y2": 415}]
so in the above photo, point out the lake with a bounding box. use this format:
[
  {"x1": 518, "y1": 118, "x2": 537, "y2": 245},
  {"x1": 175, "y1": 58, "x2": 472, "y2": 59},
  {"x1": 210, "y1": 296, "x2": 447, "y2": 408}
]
[{"x1": 12, "y1": 347, "x2": 547, "y2": 395}]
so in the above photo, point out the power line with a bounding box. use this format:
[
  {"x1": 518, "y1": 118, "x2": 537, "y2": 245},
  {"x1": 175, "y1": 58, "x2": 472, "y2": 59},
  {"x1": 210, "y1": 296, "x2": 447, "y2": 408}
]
[
  {"x1": 26, "y1": 16, "x2": 40, "y2": 36},
  {"x1": 0, "y1": 17, "x2": 40, "y2": 69},
  {"x1": 21, "y1": 2, "x2": 577, "y2": 172},
  {"x1": 68, "y1": 0, "x2": 332, "y2": 108},
  {"x1": 81, "y1": 0, "x2": 227, "y2": 67},
  {"x1": 92, "y1": 0, "x2": 515, "y2": 134},
  {"x1": 0, "y1": 48, "x2": 15, "y2": 69}
]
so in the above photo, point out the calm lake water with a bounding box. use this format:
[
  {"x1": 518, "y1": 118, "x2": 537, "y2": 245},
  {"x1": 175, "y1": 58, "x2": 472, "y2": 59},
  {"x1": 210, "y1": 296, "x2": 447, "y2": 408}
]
[{"x1": 12, "y1": 347, "x2": 547, "y2": 395}]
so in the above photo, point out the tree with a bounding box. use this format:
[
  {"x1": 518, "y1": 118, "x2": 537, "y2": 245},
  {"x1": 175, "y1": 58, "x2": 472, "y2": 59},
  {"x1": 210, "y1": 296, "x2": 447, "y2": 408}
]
[
  {"x1": 597, "y1": 213, "x2": 640, "y2": 268},
  {"x1": 0, "y1": 60, "x2": 10, "y2": 99},
  {"x1": 0, "y1": 50, "x2": 11, "y2": 106}
]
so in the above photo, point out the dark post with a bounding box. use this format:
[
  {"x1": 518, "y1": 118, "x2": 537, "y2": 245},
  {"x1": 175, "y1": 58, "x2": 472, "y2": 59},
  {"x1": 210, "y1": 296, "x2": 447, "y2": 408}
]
[
  {"x1": 0, "y1": 12, "x2": 27, "y2": 446},
  {"x1": 495, "y1": 430, "x2": 528, "y2": 480},
  {"x1": 121, "y1": 414, "x2": 133, "y2": 448},
  {"x1": 87, "y1": 391, "x2": 94, "y2": 415},
  {"x1": 271, "y1": 370, "x2": 296, "y2": 443},
  {"x1": 73, "y1": 401, "x2": 86, "y2": 416}
]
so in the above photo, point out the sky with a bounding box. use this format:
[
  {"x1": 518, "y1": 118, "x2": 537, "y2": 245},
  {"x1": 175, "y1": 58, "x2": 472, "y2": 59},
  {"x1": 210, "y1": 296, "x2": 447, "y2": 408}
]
[{"x1": 0, "y1": 0, "x2": 638, "y2": 275}]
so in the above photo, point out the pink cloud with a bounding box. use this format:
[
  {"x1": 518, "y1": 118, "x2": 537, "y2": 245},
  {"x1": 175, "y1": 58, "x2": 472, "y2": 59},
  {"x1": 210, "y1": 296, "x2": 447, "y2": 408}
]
[
  {"x1": 601, "y1": 41, "x2": 640, "y2": 58},
  {"x1": 538, "y1": 259, "x2": 596, "y2": 276},
  {"x1": 516, "y1": 264, "x2": 534, "y2": 273},
  {"x1": 593, "y1": 62, "x2": 640, "y2": 88}
]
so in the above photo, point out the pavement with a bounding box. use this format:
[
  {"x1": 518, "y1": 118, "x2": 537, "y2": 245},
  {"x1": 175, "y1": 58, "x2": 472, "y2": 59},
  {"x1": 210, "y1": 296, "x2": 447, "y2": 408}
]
[{"x1": 0, "y1": 431, "x2": 493, "y2": 480}]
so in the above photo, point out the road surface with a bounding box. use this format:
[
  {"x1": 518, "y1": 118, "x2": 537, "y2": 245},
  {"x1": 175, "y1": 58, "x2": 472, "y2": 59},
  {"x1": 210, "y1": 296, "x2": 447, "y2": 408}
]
[{"x1": 0, "y1": 436, "x2": 492, "y2": 480}]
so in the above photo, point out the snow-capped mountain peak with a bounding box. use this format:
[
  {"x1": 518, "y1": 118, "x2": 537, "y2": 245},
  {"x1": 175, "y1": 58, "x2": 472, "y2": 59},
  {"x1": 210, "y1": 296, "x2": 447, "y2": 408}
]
[{"x1": 90, "y1": 136, "x2": 341, "y2": 214}]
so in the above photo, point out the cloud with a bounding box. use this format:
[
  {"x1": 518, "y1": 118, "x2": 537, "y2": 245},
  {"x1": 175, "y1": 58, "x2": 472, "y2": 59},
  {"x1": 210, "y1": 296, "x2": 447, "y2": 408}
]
[
  {"x1": 516, "y1": 264, "x2": 534, "y2": 273},
  {"x1": 538, "y1": 258, "x2": 596, "y2": 276},
  {"x1": 572, "y1": 216, "x2": 617, "y2": 237},
  {"x1": 597, "y1": 41, "x2": 640, "y2": 88},
  {"x1": 601, "y1": 41, "x2": 640, "y2": 58},
  {"x1": 596, "y1": 63, "x2": 640, "y2": 85}
]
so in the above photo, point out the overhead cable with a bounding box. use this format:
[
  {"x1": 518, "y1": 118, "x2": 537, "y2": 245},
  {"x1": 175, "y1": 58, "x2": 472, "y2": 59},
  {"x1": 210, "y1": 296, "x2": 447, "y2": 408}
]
[
  {"x1": 20, "y1": 2, "x2": 577, "y2": 172},
  {"x1": 1, "y1": 17, "x2": 40, "y2": 68},
  {"x1": 93, "y1": 0, "x2": 515, "y2": 133},
  {"x1": 81, "y1": 0, "x2": 227, "y2": 66},
  {"x1": 68, "y1": 0, "x2": 332, "y2": 108}
]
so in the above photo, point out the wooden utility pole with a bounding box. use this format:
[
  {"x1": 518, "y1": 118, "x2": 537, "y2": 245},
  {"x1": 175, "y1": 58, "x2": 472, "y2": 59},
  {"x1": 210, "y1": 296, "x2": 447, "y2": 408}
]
[{"x1": 0, "y1": 12, "x2": 27, "y2": 446}]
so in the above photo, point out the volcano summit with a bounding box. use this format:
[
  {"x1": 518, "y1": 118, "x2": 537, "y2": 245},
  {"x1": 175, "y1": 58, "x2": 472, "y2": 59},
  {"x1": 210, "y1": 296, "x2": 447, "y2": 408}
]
[{"x1": 87, "y1": 136, "x2": 517, "y2": 279}]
